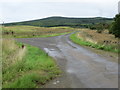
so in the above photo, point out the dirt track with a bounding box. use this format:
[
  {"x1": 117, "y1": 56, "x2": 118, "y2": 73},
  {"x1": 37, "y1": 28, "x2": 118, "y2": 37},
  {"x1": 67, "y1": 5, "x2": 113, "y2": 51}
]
[{"x1": 17, "y1": 33, "x2": 118, "y2": 88}]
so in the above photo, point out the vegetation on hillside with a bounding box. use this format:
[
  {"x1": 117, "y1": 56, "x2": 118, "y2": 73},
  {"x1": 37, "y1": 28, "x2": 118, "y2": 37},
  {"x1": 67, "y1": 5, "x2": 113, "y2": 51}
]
[
  {"x1": 2, "y1": 39, "x2": 61, "y2": 88},
  {"x1": 109, "y1": 14, "x2": 120, "y2": 38},
  {"x1": 3, "y1": 17, "x2": 113, "y2": 28}
]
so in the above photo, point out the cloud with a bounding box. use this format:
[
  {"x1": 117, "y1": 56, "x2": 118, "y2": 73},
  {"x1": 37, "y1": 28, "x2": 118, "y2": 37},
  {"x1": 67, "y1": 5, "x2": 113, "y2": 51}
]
[
  {"x1": 0, "y1": 0, "x2": 119, "y2": 3},
  {"x1": 0, "y1": 0, "x2": 119, "y2": 23}
]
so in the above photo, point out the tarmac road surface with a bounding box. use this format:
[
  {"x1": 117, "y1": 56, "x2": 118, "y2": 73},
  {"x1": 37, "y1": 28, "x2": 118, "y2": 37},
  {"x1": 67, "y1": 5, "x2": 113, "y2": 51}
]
[{"x1": 16, "y1": 33, "x2": 118, "y2": 88}]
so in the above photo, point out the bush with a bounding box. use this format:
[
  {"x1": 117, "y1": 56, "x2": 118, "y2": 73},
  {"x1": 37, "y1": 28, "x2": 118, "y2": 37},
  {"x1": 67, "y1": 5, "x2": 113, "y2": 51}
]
[{"x1": 109, "y1": 14, "x2": 120, "y2": 38}]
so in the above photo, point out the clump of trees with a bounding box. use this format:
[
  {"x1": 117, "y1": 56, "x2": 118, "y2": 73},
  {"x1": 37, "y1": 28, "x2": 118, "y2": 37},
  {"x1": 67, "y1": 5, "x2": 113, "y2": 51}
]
[
  {"x1": 96, "y1": 23, "x2": 104, "y2": 33},
  {"x1": 109, "y1": 14, "x2": 120, "y2": 38},
  {"x1": 89, "y1": 23, "x2": 110, "y2": 33}
]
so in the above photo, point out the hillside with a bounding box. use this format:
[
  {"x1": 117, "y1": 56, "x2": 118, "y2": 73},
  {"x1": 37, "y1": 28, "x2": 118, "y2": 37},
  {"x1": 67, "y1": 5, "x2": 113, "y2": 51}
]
[{"x1": 4, "y1": 16, "x2": 113, "y2": 28}]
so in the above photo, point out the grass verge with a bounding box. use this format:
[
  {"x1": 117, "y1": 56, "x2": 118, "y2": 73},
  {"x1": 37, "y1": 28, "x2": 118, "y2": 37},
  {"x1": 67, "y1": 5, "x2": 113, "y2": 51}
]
[
  {"x1": 2, "y1": 39, "x2": 61, "y2": 88},
  {"x1": 70, "y1": 32, "x2": 119, "y2": 53}
]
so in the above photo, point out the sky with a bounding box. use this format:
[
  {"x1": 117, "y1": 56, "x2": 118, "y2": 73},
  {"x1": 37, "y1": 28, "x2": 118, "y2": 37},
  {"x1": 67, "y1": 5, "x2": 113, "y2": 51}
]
[{"x1": 0, "y1": 0, "x2": 119, "y2": 23}]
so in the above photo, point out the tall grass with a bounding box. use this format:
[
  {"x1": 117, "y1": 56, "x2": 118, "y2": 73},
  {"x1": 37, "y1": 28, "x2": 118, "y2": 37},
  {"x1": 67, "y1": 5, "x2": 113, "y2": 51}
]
[
  {"x1": 70, "y1": 33, "x2": 119, "y2": 53},
  {"x1": 2, "y1": 39, "x2": 61, "y2": 88},
  {"x1": 2, "y1": 39, "x2": 20, "y2": 69}
]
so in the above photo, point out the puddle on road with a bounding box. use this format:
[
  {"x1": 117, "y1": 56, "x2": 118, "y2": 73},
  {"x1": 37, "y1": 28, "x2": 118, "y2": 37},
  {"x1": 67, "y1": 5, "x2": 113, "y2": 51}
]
[{"x1": 44, "y1": 48, "x2": 62, "y2": 58}]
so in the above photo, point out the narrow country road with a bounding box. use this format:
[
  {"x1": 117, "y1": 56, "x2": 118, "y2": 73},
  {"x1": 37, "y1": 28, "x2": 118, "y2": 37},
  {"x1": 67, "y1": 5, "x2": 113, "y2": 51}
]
[{"x1": 16, "y1": 33, "x2": 118, "y2": 88}]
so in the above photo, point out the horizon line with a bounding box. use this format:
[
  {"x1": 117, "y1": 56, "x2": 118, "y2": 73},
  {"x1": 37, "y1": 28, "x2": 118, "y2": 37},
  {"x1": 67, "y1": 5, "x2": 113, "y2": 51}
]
[{"x1": 2, "y1": 16, "x2": 114, "y2": 24}]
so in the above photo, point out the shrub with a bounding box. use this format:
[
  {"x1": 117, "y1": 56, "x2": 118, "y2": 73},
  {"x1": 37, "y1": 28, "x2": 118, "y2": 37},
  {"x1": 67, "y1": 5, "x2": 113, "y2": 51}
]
[{"x1": 109, "y1": 14, "x2": 120, "y2": 38}]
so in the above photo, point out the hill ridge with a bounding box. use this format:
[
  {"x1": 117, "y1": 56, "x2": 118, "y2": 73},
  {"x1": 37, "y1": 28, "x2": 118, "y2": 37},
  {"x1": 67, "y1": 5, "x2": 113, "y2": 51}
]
[{"x1": 4, "y1": 16, "x2": 113, "y2": 28}]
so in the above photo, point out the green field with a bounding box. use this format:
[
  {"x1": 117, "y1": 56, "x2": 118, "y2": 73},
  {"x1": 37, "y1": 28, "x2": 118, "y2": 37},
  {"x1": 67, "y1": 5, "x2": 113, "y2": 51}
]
[
  {"x1": 2, "y1": 25, "x2": 75, "y2": 38},
  {"x1": 2, "y1": 39, "x2": 61, "y2": 88}
]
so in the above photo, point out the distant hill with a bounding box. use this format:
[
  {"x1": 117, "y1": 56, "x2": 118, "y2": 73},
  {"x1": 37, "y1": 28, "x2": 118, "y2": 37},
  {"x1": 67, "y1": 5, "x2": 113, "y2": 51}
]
[{"x1": 4, "y1": 16, "x2": 113, "y2": 28}]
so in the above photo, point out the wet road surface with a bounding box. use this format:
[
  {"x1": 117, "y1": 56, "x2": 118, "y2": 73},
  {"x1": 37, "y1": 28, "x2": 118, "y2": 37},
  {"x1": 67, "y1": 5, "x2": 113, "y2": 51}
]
[{"x1": 16, "y1": 33, "x2": 118, "y2": 88}]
